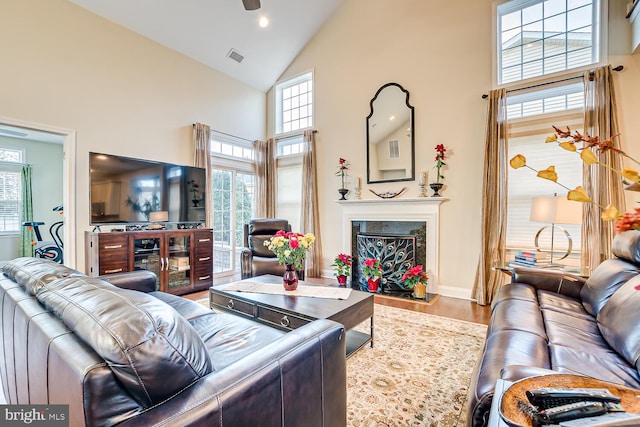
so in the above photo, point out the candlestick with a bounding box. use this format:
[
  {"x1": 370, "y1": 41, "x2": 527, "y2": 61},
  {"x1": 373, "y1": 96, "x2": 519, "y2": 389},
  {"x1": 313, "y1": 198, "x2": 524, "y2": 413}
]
[
  {"x1": 355, "y1": 177, "x2": 361, "y2": 189},
  {"x1": 419, "y1": 171, "x2": 426, "y2": 186}
]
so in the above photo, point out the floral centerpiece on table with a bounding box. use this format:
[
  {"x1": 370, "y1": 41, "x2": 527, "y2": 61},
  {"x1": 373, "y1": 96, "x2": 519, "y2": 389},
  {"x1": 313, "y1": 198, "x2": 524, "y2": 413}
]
[
  {"x1": 434, "y1": 144, "x2": 447, "y2": 184},
  {"x1": 263, "y1": 230, "x2": 316, "y2": 270},
  {"x1": 332, "y1": 253, "x2": 353, "y2": 277},
  {"x1": 616, "y1": 208, "x2": 640, "y2": 233}
]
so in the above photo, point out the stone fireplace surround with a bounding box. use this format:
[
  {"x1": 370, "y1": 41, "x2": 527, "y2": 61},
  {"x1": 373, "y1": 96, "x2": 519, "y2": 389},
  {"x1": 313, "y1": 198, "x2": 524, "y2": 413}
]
[{"x1": 337, "y1": 197, "x2": 446, "y2": 293}]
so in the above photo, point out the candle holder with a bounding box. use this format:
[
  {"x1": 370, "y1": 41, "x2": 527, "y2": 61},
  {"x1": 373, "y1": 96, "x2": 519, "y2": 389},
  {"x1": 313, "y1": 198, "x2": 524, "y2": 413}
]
[
  {"x1": 418, "y1": 182, "x2": 427, "y2": 197},
  {"x1": 354, "y1": 186, "x2": 362, "y2": 200}
]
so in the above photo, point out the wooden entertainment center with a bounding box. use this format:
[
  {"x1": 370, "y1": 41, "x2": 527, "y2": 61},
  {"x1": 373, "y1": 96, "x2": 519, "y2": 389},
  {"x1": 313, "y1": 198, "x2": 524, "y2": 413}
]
[{"x1": 85, "y1": 228, "x2": 213, "y2": 295}]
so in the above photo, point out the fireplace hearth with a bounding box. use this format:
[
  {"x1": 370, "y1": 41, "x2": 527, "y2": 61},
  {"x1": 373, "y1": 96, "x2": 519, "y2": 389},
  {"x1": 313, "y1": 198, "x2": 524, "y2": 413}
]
[{"x1": 337, "y1": 198, "x2": 445, "y2": 294}]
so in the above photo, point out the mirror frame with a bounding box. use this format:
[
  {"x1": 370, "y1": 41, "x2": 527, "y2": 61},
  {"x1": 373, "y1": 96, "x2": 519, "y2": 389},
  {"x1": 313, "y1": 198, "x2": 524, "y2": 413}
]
[{"x1": 366, "y1": 82, "x2": 415, "y2": 184}]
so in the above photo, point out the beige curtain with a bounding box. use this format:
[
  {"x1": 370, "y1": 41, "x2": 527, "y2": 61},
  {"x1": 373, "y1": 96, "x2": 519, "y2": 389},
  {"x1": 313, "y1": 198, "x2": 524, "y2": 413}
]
[
  {"x1": 193, "y1": 122, "x2": 212, "y2": 228},
  {"x1": 472, "y1": 88, "x2": 509, "y2": 305},
  {"x1": 581, "y1": 65, "x2": 626, "y2": 271},
  {"x1": 254, "y1": 138, "x2": 277, "y2": 218},
  {"x1": 301, "y1": 130, "x2": 323, "y2": 277}
]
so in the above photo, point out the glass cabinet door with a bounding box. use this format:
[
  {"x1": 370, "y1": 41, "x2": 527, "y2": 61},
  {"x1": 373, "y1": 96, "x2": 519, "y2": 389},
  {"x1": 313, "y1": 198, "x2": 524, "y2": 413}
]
[
  {"x1": 167, "y1": 234, "x2": 192, "y2": 292},
  {"x1": 132, "y1": 236, "x2": 162, "y2": 290}
]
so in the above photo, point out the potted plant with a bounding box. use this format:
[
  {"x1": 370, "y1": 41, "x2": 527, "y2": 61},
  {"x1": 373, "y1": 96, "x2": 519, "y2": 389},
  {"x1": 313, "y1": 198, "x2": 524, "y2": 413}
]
[
  {"x1": 362, "y1": 257, "x2": 383, "y2": 292},
  {"x1": 335, "y1": 158, "x2": 350, "y2": 200},
  {"x1": 401, "y1": 264, "x2": 429, "y2": 299},
  {"x1": 332, "y1": 253, "x2": 353, "y2": 286},
  {"x1": 430, "y1": 144, "x2": 447, "y2": 196},
  {"x1": 264, "y1": 230, "x2": 315, "y2": 290}
]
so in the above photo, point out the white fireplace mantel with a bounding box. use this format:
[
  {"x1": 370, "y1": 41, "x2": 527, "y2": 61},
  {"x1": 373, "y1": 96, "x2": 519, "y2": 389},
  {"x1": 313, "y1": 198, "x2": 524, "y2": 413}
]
[{"x1": 337, "y1": 197, "x2": 447, "y2": 291}]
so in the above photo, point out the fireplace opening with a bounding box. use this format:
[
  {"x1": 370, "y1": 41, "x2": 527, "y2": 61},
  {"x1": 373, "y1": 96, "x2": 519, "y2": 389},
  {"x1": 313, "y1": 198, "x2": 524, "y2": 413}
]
[{"x1": 351, "y1": 221, "x2": 426, "y2": 293}]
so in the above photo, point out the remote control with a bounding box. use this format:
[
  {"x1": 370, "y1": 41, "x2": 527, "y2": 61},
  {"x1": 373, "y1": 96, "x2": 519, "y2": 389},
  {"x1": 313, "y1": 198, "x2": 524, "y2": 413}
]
[
  {"x1": 536, "y1": 401, "x2": 607, "y2": 425},
  {"x1": 526, "y1": 388, "x2": 621, "y2": 409},
  {"x1": 559, "y1": 412, "x2": 640, "y2": 426}
]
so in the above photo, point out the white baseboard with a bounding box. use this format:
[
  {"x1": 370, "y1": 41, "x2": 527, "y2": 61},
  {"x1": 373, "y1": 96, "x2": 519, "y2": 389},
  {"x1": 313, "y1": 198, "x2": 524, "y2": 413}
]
[{"x1": 435, "y1": 284, "x2": 474, "y2": 301}]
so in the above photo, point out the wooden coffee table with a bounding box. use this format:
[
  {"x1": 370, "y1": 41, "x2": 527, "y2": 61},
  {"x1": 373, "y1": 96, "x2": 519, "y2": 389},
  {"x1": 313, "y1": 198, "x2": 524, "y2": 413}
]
[{"x1": 209, "y1": 275, "x2": 374, "y2": 357}]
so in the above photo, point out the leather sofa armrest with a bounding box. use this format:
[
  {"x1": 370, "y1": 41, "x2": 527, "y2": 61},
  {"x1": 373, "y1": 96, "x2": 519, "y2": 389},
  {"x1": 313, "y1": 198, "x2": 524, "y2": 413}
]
[
  {"x1": 98, "y1": 270, "x2": 158, "y2": 293},
  {"x1": 501, "y1": 365, "x2": 559, "y2": 383},
  {"x1": 121, "y1": 319, "x2": 346, "y2": 427},
  {"x1": 511, "y1": 267, "x2": 586, "y2": 298}
]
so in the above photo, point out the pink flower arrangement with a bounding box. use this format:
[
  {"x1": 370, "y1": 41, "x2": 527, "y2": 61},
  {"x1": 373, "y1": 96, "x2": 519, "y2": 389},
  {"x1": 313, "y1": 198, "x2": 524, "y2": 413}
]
[
  {"x1": 263, "y1": 230, "x2": 316, "y2": 270},
  {"x1": 401, "y1": 265, "x2": 428, "y2": 289},
  {"x1": 615, "y1": 208, "x2": 640, "y2": 234},
  {"x1": 332, "y1": 253, "x2": 353, "y2": 277},
  {"x1": 362, "y1": 258, "x2": 382, "y2": 279}
]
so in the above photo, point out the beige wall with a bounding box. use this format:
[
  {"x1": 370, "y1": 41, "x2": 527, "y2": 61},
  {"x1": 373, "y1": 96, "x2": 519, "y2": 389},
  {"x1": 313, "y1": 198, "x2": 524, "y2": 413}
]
[
  {"x1": 1, "y1": 0, "x2": 266, "y2": 270},
  {"x1": 269, "y1": 0, "x2": 640, "y2": 298}
]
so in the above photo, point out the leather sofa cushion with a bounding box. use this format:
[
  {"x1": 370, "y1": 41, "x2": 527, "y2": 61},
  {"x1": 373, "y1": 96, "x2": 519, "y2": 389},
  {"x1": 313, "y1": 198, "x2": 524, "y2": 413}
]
[
  {"x1": 612, "y1": 230, "x2": 640, "y2": 264},
  {"x1": 35, "y1": 276, "x2": 213, "y2": 408},
  {"x1": 2, "y1": 257, "x2": 82, "y2": 295},
  {"x1": 597, "y1": 275, "x2": 640, "y2": 370},
  {"x1": 579, "y1": 258, "x2": 639, "y2": 316},
  {"x1": 247, "y1": 218, "x2": 290, "y2": 257}
]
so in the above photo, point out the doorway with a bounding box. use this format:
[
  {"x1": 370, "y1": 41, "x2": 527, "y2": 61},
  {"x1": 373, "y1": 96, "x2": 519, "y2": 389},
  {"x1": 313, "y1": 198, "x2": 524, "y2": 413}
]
[{"x1": 0, "y1": 117, "x2": 77, "y2": 268}]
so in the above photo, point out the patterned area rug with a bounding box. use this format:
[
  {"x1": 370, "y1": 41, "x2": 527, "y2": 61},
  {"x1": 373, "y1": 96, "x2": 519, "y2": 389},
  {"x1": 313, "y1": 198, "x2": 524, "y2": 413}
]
[
  {"x1": 348, "y1": 304, "x2": 487, "y2": 427},
  {"x1": 196, "y1": 298, "x2": 487, "y2": 426}
]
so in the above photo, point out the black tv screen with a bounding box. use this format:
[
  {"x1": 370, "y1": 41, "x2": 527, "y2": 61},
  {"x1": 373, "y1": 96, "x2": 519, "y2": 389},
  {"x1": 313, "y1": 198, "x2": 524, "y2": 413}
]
[{"x1": 89, "y1": 152, "x2": 207, "y2": 225}]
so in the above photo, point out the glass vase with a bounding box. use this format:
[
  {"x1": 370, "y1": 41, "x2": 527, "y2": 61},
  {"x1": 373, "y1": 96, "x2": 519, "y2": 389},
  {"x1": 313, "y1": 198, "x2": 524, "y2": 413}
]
[{"x1": 283, "y1": 264, "x2": 299, "y2": 291}]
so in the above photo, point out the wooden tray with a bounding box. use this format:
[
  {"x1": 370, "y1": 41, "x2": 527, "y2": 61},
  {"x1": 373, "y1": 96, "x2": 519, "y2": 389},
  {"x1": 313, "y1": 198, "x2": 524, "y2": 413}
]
[{"x1": 499, "y1": 374, "x2": 640, "y2": 427}]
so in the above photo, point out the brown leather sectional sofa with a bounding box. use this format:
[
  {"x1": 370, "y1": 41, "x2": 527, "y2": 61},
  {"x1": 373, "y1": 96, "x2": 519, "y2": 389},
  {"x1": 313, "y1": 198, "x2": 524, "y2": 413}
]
[
  {"x1": 467, "y1": 230, "x2": 640, "y2": 427},
  {"x1": 0, "y1": 257, "x2": 346, "y2": 426}
]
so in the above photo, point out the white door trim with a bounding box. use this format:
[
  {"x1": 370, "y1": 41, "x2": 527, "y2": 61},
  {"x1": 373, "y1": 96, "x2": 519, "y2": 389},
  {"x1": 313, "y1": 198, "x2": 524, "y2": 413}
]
[{"x1": 0, "y1": 116, "x2": 77, "y2": 269}]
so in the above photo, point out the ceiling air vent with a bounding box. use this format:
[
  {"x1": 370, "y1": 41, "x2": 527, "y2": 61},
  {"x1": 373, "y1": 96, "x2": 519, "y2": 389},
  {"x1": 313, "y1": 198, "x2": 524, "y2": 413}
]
[{"x1": 227, "y1": 49, "x2": 245, "y2": 64}]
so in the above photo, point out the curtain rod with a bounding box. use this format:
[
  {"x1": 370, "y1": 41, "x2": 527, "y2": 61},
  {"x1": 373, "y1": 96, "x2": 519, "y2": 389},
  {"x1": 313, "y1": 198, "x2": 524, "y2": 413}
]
[
  {"x1": 481, "y1": 65, "x2": 624, "y2": 99},
  {"x1": 192, "y1": 124, "x2": 254, "y2": 143}
]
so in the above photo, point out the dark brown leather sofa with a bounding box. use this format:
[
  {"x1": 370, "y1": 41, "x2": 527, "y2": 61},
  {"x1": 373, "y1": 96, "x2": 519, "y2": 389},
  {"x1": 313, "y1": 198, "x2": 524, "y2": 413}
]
[
  {"x1": 467, "y1": 230, "x2": 640, "y2": 427},
  {"x1": 0, "y1": 257, "x2": 346, "y2": 427}
]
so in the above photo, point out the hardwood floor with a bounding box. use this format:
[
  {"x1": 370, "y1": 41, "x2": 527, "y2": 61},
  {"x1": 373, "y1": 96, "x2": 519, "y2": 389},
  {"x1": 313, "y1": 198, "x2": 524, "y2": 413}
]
[{"x1": 183, "y1": 276, "x2": 491, "y2": 325}]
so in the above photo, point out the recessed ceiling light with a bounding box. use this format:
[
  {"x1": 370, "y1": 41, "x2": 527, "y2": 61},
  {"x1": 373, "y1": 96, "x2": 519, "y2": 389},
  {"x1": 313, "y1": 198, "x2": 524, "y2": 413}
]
[{"x1": 258, "y1": 16, "x2": 269, "y2": 28}]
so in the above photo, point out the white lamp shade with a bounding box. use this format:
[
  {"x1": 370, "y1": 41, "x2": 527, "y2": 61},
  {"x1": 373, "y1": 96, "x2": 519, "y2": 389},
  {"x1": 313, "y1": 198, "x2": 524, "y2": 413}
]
[
  {"x1": 149, "y1": 211, "x2": 169, "y2": 222},
  {"x1": 530, "y1": 196, "x2": 582, "y2": 225}
]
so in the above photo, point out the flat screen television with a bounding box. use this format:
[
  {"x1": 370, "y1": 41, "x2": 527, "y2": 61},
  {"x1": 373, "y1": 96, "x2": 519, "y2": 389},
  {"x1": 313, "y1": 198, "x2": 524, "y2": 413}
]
[{"x1": 89, "y1": 152, "x2": 206, "y2": 225}]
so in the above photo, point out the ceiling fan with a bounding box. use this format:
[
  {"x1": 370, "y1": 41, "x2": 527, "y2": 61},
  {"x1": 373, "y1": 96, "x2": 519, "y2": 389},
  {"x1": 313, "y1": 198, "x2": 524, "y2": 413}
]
[{"x1": 242, "y1": 0, "x2": 261, "y2": 10}]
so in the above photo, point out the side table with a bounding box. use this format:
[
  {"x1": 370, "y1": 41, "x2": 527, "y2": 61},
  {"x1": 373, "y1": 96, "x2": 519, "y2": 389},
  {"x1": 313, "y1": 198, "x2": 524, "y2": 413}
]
[{"x1": 490, "y1": 374, "x2": 640, "y2": 427}]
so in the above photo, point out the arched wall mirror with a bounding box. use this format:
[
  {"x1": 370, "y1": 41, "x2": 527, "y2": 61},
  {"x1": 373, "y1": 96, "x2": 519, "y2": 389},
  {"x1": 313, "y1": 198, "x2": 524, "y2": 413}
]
[{"x1": 366, "y1": 82, "x2": 415, "y2": 184}]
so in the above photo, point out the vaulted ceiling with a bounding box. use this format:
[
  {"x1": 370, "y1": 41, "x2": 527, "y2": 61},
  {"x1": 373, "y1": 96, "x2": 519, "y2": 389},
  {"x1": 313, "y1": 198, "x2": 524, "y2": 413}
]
[{"x1": 67, "y1": 0, "x2": 345, "y2": 92}]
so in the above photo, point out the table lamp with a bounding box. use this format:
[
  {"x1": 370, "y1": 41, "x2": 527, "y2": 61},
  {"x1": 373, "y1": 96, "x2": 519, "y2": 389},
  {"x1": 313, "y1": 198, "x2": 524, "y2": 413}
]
[{"x1": 530, "y1": 195, "x2": 582, "y2": 265}]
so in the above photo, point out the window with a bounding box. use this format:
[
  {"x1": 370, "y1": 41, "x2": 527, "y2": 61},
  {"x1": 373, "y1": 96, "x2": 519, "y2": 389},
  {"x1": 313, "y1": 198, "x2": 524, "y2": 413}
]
[
  {"x1": 275, "y1": 71, "x2": 313, "y2": 135},
  {"x1": 507, "y1": 127, "x2": 583, "y2": 252},
  {"x1": 497, "y1": 0, "x2": 602, "y2": 84},
  {"x1": 210, "y1": 132, "x2": 256, "y2": 276},
  {"x1": 0, "y1": 148, "x2": 24, "y2": 233}
]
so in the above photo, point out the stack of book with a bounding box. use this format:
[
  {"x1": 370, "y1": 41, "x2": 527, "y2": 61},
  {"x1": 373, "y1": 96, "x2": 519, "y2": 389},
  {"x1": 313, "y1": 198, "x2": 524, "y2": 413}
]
[{"x1": 510, "y1": 250, "x2": 549, "y2": 267}]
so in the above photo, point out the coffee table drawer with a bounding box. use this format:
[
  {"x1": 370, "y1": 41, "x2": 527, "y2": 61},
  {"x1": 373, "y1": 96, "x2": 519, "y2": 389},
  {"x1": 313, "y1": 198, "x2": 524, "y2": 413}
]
[
  {"x1": 210, "y1": 293, "x2": 255, "y2": 317},
  {"x1": 257, "y1": 306, "x2": 311, "y2": 330}
]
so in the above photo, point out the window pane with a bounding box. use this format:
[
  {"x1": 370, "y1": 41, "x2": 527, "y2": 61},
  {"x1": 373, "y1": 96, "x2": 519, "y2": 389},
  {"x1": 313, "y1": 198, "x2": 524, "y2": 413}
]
[
  {"x1": 523, "y1": 3, "x2": 543, "y2": 24},
  {"x1": 567, "y1": 5, "x2": 591, "y2": 31},
  {"x1": 276, "y1": 72, "x2": 313, "y2": 135},
  {"x1": 498, "y1": 0, "x2": 598, "y2": 84}
]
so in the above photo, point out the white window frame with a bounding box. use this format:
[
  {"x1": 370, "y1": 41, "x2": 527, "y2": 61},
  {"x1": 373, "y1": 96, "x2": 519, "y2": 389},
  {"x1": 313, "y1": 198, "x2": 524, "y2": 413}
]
[
  {"x1": 210, "y1": 132, "x2": 256, "y2": 277},
  {"x1": 274, "y1": 70, "x2": 314, "y2": 136},
  {"x1": 0, "y1": 148, "x2": 25, "y2": 234},
  {"x1": 492, "y1": 0, "x2": 608, "y2": 88}
]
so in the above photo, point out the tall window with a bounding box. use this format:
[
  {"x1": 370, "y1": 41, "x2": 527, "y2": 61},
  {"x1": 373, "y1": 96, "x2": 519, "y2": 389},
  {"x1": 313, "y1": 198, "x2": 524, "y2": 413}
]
[
  {"x1": 0, "y1": 148, "x2": 24, "y2": 233},
  {"x1": 210, "y1": 132, "x2": 256, "y2": 276},
  {"x1": 275, "y1": 71, "x2": 313, "y2": 135},
  {"x1": 497, "y1": 0, "x2": 602, "y2": 84}
]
